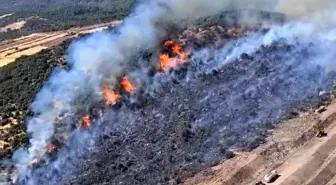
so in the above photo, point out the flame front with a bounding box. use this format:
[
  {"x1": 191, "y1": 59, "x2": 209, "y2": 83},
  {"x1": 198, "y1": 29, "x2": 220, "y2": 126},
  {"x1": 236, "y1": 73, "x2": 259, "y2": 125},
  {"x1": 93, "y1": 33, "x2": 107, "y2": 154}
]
[
  {"x1": 172, "y1": 45, "x2": 182, "y2": 56},
  {"x1": 159, "y1": 40, "x2": 190, "y2": 72},
  {"x1": 121, "y1": 76, "x2": 136, "y2": 93},
  {"x1": 48, "y1": 144, "x2": 57, "y2": 153},
  {"x1": 159, "y1": 54, "x2": 171, "y2": 71},
  {"x1": 164, "y1": 40, "x2": 174, "y2": 46},
  {"x1": 82, "y1": 115, "x2": 91, "y2": 128},
  {"x1": 103, "y1": 84, "x2": 120, "y2": 105}
]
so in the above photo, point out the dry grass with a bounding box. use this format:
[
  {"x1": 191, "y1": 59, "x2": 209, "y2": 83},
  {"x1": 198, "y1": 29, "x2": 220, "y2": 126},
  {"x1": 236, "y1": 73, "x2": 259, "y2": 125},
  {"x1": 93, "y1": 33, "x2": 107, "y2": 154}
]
[
  {"x1": 0, "y1": 21, "x2": 121, "y2": 67},
  {"x1": 0, "y1": 46, "x2": 47, "y2": 67},
  {"x1": 0, "y1": 21, "x2": 26, "y2": 32}
]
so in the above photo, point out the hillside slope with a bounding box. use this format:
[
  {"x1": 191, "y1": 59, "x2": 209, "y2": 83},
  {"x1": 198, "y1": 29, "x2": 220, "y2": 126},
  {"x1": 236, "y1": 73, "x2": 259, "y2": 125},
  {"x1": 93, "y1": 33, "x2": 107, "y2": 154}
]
[{"x1": 0, "y1": 0, "x2": 134, "y2": 41}]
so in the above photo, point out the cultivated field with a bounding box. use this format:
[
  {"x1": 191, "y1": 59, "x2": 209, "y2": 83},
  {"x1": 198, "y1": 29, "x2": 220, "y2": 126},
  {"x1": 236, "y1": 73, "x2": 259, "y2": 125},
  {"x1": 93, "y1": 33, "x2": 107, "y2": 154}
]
[
  {"x1": 0, "y1": 21, "x2": 120, "y2": 67},
  {"x1": 0, "y1": 20, "x2": 26, "y2": 32}
]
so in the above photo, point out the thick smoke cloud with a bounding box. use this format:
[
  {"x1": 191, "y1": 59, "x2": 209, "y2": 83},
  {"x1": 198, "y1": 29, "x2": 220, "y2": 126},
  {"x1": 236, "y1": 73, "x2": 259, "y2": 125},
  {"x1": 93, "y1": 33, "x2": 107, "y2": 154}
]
[{"x1": 12, "y1": 0, "x2": 247, "y2": 183}]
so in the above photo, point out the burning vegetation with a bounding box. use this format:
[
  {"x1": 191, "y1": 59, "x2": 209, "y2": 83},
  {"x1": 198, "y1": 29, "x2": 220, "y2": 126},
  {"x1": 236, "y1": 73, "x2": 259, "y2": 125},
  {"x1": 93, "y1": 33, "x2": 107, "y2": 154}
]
[
  {"x1": 121, "y1": 76, "x2": 136, "y2": 94},
  {"x1": 103, "y1": 84, "x2": 120, "y2": 106},
  {"x1": 4, "y1": 6, "x2": 336, "y2": 185},
  {"x1": 159, "y1": 40, "x2": 191, "y2": 72},
  {"x1": 2, "y1": 21, "x2": 285, "y2": 185},
  {"x1": 82, "y1": 115, "x2": 91, "y2": 128},
  {"x1": 47, "y1": 144, "x2": 57, "y2": 153}
]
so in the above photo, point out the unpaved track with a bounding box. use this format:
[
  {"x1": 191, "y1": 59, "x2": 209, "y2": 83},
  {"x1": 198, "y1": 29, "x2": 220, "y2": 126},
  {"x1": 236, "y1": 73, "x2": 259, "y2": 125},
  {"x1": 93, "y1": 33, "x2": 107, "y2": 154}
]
[
  {"x1": 184, "y1": 100, "x2": 336, "y2": 185},
  {"x1": 0, "y1": 21, "x2": 121, "y2": 67}
]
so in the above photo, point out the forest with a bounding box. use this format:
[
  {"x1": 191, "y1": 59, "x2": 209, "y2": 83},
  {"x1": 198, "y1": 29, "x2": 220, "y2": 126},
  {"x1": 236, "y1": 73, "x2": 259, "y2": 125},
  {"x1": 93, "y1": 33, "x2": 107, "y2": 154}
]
[
  {"x1": 0, "y1": 37, "x2": 74, "y2": 158},
  {"x1": 0, "y1": 0, "x2": 135, "y2": 41}
]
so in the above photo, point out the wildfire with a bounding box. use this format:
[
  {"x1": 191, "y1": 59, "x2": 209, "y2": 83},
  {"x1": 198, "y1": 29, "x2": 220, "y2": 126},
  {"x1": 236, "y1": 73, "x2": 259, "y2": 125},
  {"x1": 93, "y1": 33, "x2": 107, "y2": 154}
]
[
  {"x1": 172, "y1": 44, "x2": 182, "y2": 55},
  {"x1": 164, "y1": 40, "x2": 174, "y2": 46},
  {"x1": 159, "y1": 40, "x2": 190, "y2": 72},
  {"x1": 48, "y1": 144, "x2": 57, "y2": 153},
  {"x1": 103, "y1": 84, "x2": 120, "y2": 105},
  {"x1": 121, "y1": 76, "x2": 136, "y2": 94},
  {"x1": 159, "y1": 54, "x2": 172, "y2": 71},
  {"x1": 82, "y1": 115, "x2": 91, "y2": 128}
]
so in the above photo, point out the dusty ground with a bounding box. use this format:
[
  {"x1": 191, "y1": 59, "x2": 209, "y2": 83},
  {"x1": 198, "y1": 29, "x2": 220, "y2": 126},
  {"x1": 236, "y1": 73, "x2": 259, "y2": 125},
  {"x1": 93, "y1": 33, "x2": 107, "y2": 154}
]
[
  {"x1": 184, "y1": 98, "x2": 336, "y2": 185},
  {"x1": 0, "y1": 21, "x2": 121, "y2": 67},
  {"x1": 0, "y1": 21, "x2": 26, "y2": 32}
]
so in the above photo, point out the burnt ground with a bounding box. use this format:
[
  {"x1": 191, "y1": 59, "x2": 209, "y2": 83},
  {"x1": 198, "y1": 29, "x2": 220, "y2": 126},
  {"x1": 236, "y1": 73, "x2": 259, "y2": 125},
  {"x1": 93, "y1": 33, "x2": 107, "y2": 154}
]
[
  {"x1": 0, "y1": 10, "x2": 281, "y2": 160},
  {"x1": 24, "y1": 39, "x2": 336, "y2": 185},
  {"x1": 1, "y1": 10, "x2": 334, "y2": 185}
]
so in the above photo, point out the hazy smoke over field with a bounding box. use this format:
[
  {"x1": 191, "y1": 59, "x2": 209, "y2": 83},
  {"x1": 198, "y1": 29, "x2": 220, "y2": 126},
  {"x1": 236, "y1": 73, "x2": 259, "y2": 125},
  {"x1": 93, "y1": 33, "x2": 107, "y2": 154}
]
[
  {"x1": 275, "y1": 0, "x2": 336, "y2": 18},
  {"x1": 11, "y1": 0, "x2": 336, "y2": 184}
]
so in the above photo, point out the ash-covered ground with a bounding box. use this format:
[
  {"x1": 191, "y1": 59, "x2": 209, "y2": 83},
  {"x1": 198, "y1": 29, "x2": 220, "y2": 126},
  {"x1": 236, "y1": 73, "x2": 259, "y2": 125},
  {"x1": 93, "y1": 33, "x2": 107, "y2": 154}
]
[
  {"x1": 2, "y1": 4, "x2": 336, "y2": 185},
  {"x1": 25, "y1": 38, "x2": 336, "y2": 185}
]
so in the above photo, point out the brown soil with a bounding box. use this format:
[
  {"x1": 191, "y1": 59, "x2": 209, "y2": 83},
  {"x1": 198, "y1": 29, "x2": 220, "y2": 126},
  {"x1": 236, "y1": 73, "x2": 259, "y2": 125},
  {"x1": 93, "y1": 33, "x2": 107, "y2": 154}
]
[
  {"x1": 184, "y1": 100, "x2": 336, "y2": 185},
  {"x1": 0, "y1": 21, "x2": 26, "y2": 32}
]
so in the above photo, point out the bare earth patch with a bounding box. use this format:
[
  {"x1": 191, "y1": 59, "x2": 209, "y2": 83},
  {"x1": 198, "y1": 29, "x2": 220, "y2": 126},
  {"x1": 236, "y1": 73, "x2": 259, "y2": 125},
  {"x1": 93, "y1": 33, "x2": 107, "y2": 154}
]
[
  {"x1": 184, "y1": 100, "x2": 336, "y2": 185},
  {"x1": 0, "y1": 21, "x2": 26, "y2": 32},
  {"x1": 0, "y1": 21, "x2": 121, "y2": 67}
]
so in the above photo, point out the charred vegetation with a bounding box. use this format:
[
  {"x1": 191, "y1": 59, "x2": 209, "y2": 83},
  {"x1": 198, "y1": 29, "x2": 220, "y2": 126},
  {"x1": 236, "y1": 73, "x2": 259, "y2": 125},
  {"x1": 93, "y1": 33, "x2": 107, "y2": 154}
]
[{"x1": 1, "y1": 9, "x2": 335, "y2": 185}]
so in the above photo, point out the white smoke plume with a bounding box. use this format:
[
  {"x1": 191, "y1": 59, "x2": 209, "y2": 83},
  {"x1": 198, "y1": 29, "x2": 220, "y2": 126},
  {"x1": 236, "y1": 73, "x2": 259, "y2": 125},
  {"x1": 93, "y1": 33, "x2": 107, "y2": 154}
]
[
  {"x1": 11, "y1": 0, "x2": 336, "y2": 184},
  {"x1": 12, "y1": 0, "x2": 256, "y2": 183},
  {"x1": 191, "y1": 0, "x2": 336, "y2": 72}
]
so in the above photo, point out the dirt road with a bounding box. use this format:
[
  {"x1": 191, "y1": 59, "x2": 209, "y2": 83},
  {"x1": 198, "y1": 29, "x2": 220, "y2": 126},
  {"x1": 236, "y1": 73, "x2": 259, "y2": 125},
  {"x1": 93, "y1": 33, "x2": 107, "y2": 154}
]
[
  {"x1": 184, "y1": 100, "x2": 336, "y2": 185},
  {"x1": 0, "y1": 21, "x2": 121, "y2": 67}
]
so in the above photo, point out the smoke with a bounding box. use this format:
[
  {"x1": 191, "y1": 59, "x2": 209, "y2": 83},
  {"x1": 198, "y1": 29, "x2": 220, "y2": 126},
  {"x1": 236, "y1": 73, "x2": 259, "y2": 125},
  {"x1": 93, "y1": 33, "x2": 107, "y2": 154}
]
[
  {"x1": 12, "y1": 0, "x2": 168, "y2": 183},
  {"x1": 275, "y1": 0, "x2": 336, "y2": 18},
  {"x1": 12, "y1": 0, "x2": 251, "y2": 183},
  {"x1": 193, "y1": 0, "x2": 336, "y2": 71},
  {"x1": 10, "y1": 0, "x2": 336, "y2": 184},
  {"x1": 167, "y1": 0, "x2": 336, "y2": 20}
]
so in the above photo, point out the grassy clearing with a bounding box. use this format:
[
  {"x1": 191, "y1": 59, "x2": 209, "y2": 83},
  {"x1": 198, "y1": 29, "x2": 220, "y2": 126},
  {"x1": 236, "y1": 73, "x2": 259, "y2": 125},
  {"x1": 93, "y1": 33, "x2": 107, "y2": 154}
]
[
  {"x1": 0, "y1": 46, "x2": 47, "y2": 67},
  {"x1": 0, "y1": 21, "x2": 26, "y2": 32}
]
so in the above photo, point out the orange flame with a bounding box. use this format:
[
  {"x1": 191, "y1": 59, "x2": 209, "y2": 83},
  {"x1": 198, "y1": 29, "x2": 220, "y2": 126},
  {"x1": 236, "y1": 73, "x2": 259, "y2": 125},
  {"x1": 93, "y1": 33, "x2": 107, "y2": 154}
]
[
  {"x1": 164, "y1": 40, "x2": 174, "y2": 46},
  {"x1": 159, "y1": 40, "x2": 190, "y2": 72},
  {"x1": 121, "y1": 76, "x2": 136, "y2": 93},
  {"x1": 103, "y1": 84, "x2": 120, "y2": 105},
  {"x1": 82, "y1": 115, "x2": 91, "y2": 128},
  {"x1": 48, "y1": 144, "x2": 57, "y2": 153},
  {"x1": 159, "y1": 53, "x2": 171, "y2": 71}
]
